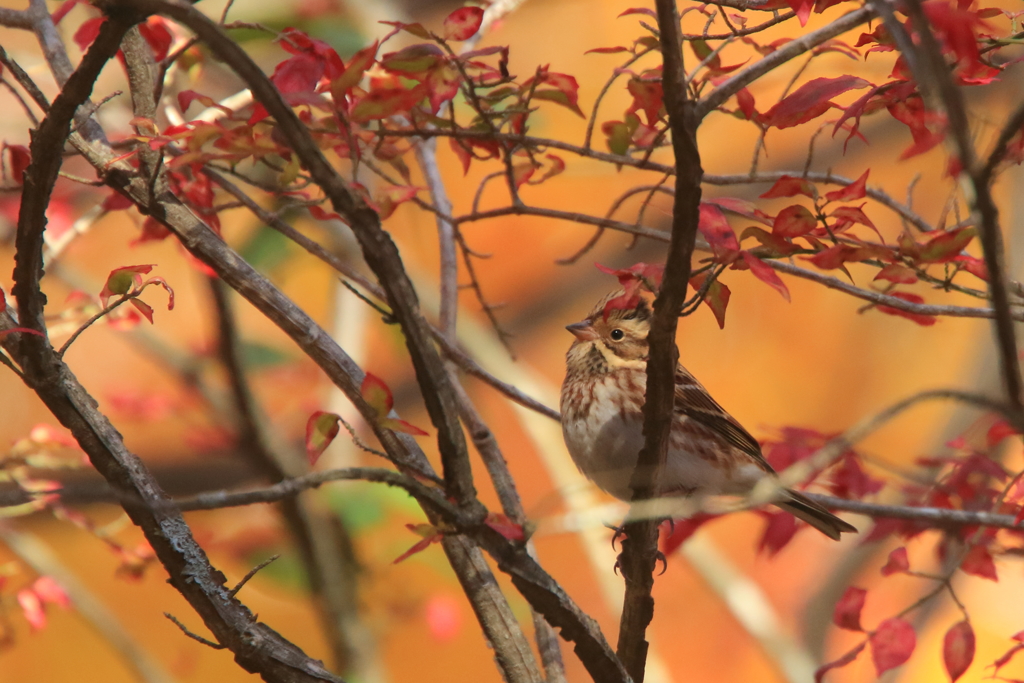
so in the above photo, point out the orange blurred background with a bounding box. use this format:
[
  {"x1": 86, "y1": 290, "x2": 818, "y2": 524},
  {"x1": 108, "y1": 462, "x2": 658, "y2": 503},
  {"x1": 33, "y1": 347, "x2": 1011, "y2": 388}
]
[{"x1": 2, "y1": 0, "x2": 1024, "y2": 682}]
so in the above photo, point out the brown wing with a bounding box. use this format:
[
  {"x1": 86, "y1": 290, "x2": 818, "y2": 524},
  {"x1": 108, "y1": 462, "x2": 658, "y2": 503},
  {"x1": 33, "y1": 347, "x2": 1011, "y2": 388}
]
[{"x1": 674, "y1": 366, "x2": 776, "y2": 474}]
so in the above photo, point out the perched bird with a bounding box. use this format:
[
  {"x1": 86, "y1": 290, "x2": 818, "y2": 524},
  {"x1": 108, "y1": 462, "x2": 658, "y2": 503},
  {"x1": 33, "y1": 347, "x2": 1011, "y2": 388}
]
[{"x1": 559, "y1": 293, "x2": 856, "y2": 540}]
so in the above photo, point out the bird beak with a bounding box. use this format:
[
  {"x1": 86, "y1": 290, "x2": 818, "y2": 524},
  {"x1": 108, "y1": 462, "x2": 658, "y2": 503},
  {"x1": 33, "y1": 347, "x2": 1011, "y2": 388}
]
[{"x1": 565, "y1": 320, "x2": 598, "y2": 341}]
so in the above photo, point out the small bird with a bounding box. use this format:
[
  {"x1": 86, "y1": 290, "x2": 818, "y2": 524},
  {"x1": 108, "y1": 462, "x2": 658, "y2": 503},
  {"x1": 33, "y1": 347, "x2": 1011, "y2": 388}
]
[{"x1": 559, "y1": 293, "x2": 856, "y2": 540}]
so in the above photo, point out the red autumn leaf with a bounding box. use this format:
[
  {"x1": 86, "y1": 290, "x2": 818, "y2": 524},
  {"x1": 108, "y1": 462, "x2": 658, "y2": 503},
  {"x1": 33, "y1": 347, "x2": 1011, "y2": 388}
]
[
  {"x1": 17, "y1": 588, "x2": 46, "y2": 630},
  {"x1": 870, "y1": 617, "x2": 916, "y2": 676},
  {"x1": 0, "y1": 326, "x2": 47, "y2": 340},
  {"x1": 830, "y1": 204, "x2": 876, "y2": 233},
  {"x1": 332, "y1": 42, "x2": 378, "y2": 100},
  {"x1": 361, "y1": 373, "x2": 394, "y2": 415},
  {"x1": 660, "y1": 514, "x2": 718, "y2": 555},
  {"x1": 786, "y1": 0, "x2": 814, "y2": 26},
  {"x1": 534, "y1": 72, "x2": 585, "y2": 117},
  {"x1": 699, "y1": 202, "x2": 740, "y2": 260},
  {"x1": 129, "y1": 298, "x2": 155, "y2": 324},
  {"x1": 736, "y1": 88, "x2": 757, "y2": 120},
  {"x1": 394, "y1": 523, "x2": 443, "y2": 563},
  {"x1": 3, "y1": 143, "x2": 31, "y2": 184},
  {"x1": 381, "y1": 44, "x2": 444, "y2": 77},
  {"x1": 350, "y1": 85, "x2": 426, "y2": 123},
  {"x1": 133, "y1": 216, "x2": 171, "y2": 244},
  {"x1": 73, "y1": 16, "x2": 104, "y2": 52},
  {"x1": 740, "y1": 227, "x2": 800, "y2": 257},
  {"x1": 271, "y1": 52, "x2": 324, "y2": 95},
  {"x1": 619, "y1": 7, "x2": 658, "y2": 18},
  {"x1": 762, "y1": 76, "x2": 872, "y2": 129},
  {"x1": 742, "y1": 251, "x2": 790, "y2": 302},
  {"x1": 100, "y1": 264, "x2": 155, "y2": 303},
  {"x1": 953, "y1": 254, "x2": 988, "y2": 281},
  {"x1": 484, "y1": 513, "x2": 526, "y2": 541},
  {"x1": 450, "y1": 138, "x2": 472, "y2": 175},
  {"x1": 824, "y1": 169, "x2": 869, "y2": 202},
  {"x1": 943, "y1": 620, "x2": 975, "y2": 683},
  {"x1": 627, "y1": 76, "x2": 664, "y2": 125},
  {"x1": 690, "y1": 271, "x2": 731, "y2": 329},
  {"x1": 760, "y1": 175, "x2": 816, "y2": 199},
  {"x1": 443, "y1": 6, "x2": 485, "y2": 41},
  {"x1": 379, "y1": 417, "x2": 429, "y2": 436},
  {"x1": 960, "y1": 544, "x2": 997, "y2": 581},
  {"x1": 881, "y1": 547, "x2": 910, "y2": 576},
  {"x1": 305, "y1": 411, "x2": 341, "y2": 465},
  {"x1": 833, "y1": 586, "x2": 866, "y2": 631},
  {"x1": 815, "y1": 642, "x2": 865, "y2": 683},
  {"x1": 877, "y1": 292, "x2": 936, "y2": 326},
  {"x1": 987, "y1": 419, "x2": 1019, "y2": 447},
  {"x1": 919, "y1": 227, "x2": 975, "y2": 263},
  {"x1": 874, "y1": 264, "x2": 918, "y2": 284},
  {"x1": 758, "y1": 509, "x2": 798, "y2": 555},
  {"x1": 709, "y1": 197, "x2": 772, "y2": 226},
  {"x1": 773, "y1": 204, "x2": 817, "y2": 237},
  {"x1": 991, "y1": 632, "x2": 1024, "y2": 675},
  {"x1": 138, "y1": 17, "x2": 173, "y2": 61},
  {"x1": 50, "y1": 0, "x2": 82, "y2": 24},
  {"x1": 586, "y1": 46, "x2": 630, "y2": 54}
]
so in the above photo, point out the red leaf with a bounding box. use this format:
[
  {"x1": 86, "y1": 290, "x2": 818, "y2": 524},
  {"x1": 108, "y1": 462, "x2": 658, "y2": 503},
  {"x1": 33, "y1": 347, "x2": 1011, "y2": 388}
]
[
  {"x1": 449, "y1": 138, "x2": 472, "y2": 175},
  {"x1": 361, "y1": 373, "x2": 394, "y2": 415},
  {"x1": 271, "y1": 53, "x2": 324, "y2": 95},
  {"x1": 881, "y1": 546, "x2": 910, "y2": 576},
  {"x1": 830, "y1": 204, "x2": 876, "y2": 232},
  {"x1": 919, "y1": 227, "x2": 975, "y2": 263},
  {"x1": 690, "y1": 271, "x2": 730, "y2": 329},
  {"x1": 824, "y1": 169, "x2": 869, "y2": 202},
  {"x1": 73, "y1": 16, "x2": 104, "y2": 53},
  {"x1": 129, "y1": 298, "x2": 155, "y2": 324},
  {"x1": 874, "y1": 264, "x2": 918, "y2": 284},
  {"x1": 763, "y1": 76, "x2": 872, "y2": 129},
  {"x1": 742, "y1": 252, "x2": 790, "y2": 301},
  {"x1": 586, "y1": 46, "x2": 630, "y2": 54},
  {"x1": 833, "y1": 586, "x2": 866, "y2": 631},
  {"x1": 815, "y1": 642, "x2": 865, "y2": 683},
  {"x1": 877, "y1": 292, "x2": 936, "y2": 326},
  {"x1": 760, "y1": 175, "x2": 815, "y2": 199},
  {"x1": 50, "y1": 0, "x2": 82, "y2": 24},
  {"x1": 379, "y1": 417, "x2": 429, "y2": 436},
  {"x1": 870, "y1": 618, "x2": 916, "y2": 675},
  {"x1": 535, "y1": 71, "x2": 584, "y2": 117},
  {"x1": 773, "y1": 204, "x2": 817, "y2": 237},
  {"x1": 305, "y1": 411, "x2": 341, "y2": 465},
  {"x1": 331, "y1": 42, "x2": 377, "y2": 99},
  {"x1": 660, "y1": 515, "x2": 718, "y2": 555},
  {"x1": 954, "y1": 254, "x2": 988, "y2": 281},
  {"x1": 698, "y1": 202, "x2": 740, "y2": 260},
  {"x1": 786, "y1": 0, "x2": 814, "y2": 26},
  {"x1": 740, "y1": 227, "x2": 800, "y2": 256},
  {"x1": 736, "y1": 88, "x2": 757, "y2": 120},
  {"x1": 138, "y1": 17, "x2": 173, "y2": 61},
  {"x1": 484, "y1": 513, "x2": 526, "y2": 541},
  {"x1": 100, "y1": 264, "x2": 155, "y2": 302},
  {"x1": 960, "y1": 544, "x2": 997, "y2": 581},
  {"x1": 987, "y1": 419, "x2": 1019, "y2": 447},
  {"x1": 3, "y1": 143, "x2": 31, "y2": 184},
  {"x1": 394, "y1": 523, "x2": 442, "y2": 563},
  {"x1": 443, "y1": 6, "x2": 484, "y2": 41},
  {"x1": 758, "y1": 510, "x2": 798, "y2": 555},
  {"x1": 619, "y1": 7, "x2": 658, "y2": 18},
  {"x1": 943, "y1": 620, "x2": 975, "y2": 683}
]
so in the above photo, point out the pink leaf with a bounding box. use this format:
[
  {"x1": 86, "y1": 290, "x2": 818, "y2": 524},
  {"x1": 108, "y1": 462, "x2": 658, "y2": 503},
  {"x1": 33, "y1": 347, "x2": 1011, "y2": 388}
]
[
  {"x1": 443, "y1": 6, "x2": 485, "y2": 41},
  {"x1": 773, "y1": 204, "x2": 817, "y2": 237},
  {"x1": 17, "y1": 589, "x2": 46, "y2": 630},
  {"x1": 943, "y1": 620, "x2": 975, "y2": 683},
  {"x1": 824, "y1": 169, "x2": 869, "y2": 202},
  {"x1": 742, "y1": 251, "x2": 790, "y2": 302},
  {"x1": 881, "y1": 547, "x2": 910, "y2": 576},
  {"x1": 832, "y1": 586, "x2": 866, "y2": 631},
  {"x1": 698, "y1": 202, "x2": 740, "y2": 260},
  {"x1": 870, "y1": 618, "x2": 916, "y2": 676}
]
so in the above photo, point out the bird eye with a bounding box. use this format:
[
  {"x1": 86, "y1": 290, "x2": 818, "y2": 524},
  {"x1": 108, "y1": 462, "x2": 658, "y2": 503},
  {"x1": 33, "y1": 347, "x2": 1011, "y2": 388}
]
[{"x1": 610, "y1": 329, "x2": 625, "y2": 341}]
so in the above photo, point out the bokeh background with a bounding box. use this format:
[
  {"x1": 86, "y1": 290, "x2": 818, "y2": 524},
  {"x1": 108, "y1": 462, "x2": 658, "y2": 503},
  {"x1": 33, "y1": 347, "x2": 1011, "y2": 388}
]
[{"x1": 2, "y1": 0, "x2": 1024, "y2": 681}]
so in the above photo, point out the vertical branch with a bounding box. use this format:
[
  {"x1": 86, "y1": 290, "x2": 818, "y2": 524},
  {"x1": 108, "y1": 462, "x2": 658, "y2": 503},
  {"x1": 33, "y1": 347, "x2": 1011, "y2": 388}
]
[
  {"x1": 870, "y1": 0, "x2": 1023, "y2": 412},
  {"x1": 617, "y1": 0, "x2": 703, "y2": 681}
]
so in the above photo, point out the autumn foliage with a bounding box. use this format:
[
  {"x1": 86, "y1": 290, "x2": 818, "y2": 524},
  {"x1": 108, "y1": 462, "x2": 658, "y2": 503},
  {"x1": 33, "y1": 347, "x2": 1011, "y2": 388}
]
[{"x1": 3, "y1": 0, "x2": 1024, "y2": 682}]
